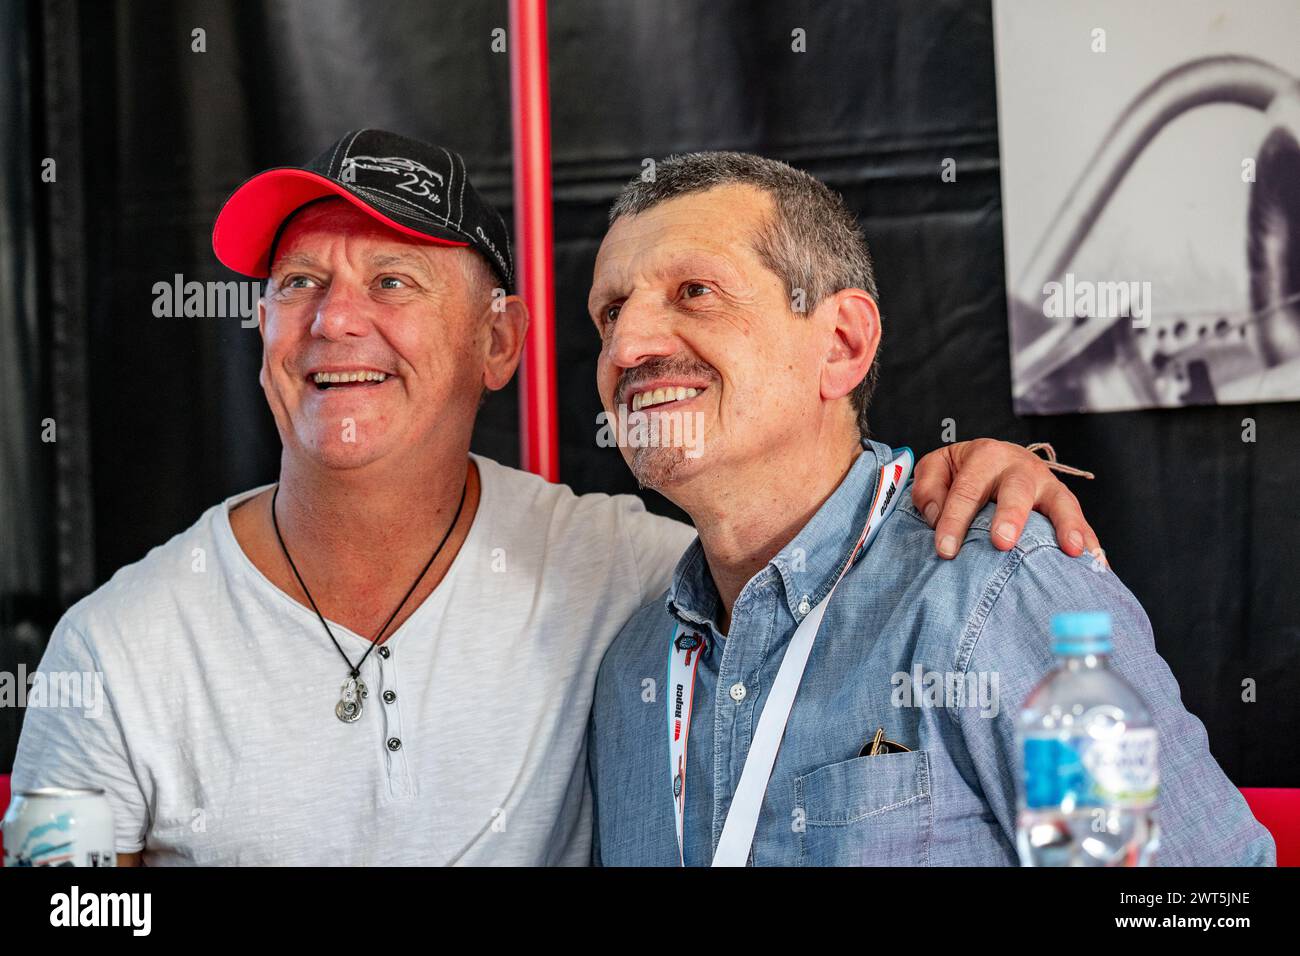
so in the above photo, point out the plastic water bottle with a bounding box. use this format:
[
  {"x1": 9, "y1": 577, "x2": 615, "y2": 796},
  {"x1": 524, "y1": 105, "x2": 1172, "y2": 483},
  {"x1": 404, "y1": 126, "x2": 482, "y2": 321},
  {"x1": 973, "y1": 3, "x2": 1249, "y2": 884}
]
[{"x1": 1016, "y1": 612, "x2": 1160, "y2": 866}]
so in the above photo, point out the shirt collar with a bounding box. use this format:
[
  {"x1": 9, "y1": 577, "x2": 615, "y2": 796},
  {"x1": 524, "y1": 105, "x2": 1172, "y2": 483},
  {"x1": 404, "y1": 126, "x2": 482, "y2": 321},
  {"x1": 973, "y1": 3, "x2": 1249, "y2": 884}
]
[
  {"x1": 664, "y1": 439, "x2": 897, "y2": 630},
  {"x1": 664, "y1": 540, "x2": 720, "y2": 633}
]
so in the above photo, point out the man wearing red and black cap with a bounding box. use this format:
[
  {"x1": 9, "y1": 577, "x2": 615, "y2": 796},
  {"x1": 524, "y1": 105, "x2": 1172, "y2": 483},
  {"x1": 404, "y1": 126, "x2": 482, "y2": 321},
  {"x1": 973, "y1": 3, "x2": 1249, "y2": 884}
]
[
  {"x1": 214, "y1": 129, "x2": 515, "y2": 290},
  {"x1": 12, "y1": 130, "x2": 1101, "y2": 865}
]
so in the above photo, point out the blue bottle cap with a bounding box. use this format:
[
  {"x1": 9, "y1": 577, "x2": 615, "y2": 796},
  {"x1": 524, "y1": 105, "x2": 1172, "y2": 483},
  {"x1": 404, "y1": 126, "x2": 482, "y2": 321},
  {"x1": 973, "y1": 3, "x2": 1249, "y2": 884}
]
[{"x1": 1051, "y1": 611, "x2": 1113, "y2": 655}]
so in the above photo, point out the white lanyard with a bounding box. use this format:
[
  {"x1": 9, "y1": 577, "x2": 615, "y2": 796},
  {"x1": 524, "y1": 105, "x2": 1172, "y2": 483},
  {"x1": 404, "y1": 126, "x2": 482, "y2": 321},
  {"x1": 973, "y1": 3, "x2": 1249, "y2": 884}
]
[{"x1": 667, "y1": 448, "x2": 914, "y2": 866}]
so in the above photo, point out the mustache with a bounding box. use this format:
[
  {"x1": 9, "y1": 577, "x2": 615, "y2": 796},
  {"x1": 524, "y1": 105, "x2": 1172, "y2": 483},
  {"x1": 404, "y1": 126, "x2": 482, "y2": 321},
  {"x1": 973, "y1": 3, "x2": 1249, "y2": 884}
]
[{"x1": 614, "y1": 356, "x2": 718, "y2": 406}]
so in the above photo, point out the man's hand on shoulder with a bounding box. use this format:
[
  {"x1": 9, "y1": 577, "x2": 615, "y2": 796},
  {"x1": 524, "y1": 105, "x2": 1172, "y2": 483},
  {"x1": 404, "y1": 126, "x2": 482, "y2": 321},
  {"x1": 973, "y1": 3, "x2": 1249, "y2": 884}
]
[{"x1": 912, "y1": 439, "x2": 1102, "y2": 562}]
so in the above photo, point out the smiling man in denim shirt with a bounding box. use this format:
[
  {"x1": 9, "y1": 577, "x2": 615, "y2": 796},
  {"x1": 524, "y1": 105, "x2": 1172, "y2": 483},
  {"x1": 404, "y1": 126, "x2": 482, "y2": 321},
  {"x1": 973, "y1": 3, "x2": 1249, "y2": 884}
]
[{"x1": 585, "y1": 152, "x2": 1275, "y2": 867}]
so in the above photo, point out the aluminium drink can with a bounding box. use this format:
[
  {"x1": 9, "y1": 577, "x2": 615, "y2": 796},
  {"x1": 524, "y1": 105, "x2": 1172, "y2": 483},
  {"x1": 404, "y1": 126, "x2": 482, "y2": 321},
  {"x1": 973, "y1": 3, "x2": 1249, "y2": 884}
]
[{"x1": 2, "y1": 787, "x2": 117, "y2": 867}]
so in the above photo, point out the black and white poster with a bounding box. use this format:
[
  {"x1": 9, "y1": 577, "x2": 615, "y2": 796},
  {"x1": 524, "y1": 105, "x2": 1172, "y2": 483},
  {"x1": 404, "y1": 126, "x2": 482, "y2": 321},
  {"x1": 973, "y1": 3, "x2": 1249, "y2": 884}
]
[{"x1": 994, "y1": 0, "x2": 1300, "y2": 414}]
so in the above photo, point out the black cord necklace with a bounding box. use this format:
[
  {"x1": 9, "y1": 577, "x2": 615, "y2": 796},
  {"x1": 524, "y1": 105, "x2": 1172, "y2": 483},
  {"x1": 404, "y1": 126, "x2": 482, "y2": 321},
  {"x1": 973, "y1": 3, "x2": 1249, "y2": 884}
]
[{"x1": 270, "y1": 476, "x2": 469, "y2": 723}]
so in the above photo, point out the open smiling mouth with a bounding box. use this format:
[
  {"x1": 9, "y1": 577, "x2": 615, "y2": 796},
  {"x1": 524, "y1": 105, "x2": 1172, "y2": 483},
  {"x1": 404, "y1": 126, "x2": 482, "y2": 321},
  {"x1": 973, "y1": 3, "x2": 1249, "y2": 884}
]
[
  {"x1": 310, "y1": 370, "x2": 392, "y2": 391},
  {"x1": 629, "y1": 385, "x2": 706, "y2": 412}
]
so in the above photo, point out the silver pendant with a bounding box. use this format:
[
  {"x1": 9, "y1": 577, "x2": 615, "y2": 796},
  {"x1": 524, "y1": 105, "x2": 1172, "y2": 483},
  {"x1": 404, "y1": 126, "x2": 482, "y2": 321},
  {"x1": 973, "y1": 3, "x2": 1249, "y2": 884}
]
[{"x1": 335, "y1": 676, "x2": 368, "y2": 723}]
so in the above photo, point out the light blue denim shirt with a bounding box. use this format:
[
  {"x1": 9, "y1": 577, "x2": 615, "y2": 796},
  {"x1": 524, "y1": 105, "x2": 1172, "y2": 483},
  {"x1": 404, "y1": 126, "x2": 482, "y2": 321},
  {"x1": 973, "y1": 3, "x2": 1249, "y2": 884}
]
[{"x1": 588, "y1": 440, "x2": 1275, "y2": 866}]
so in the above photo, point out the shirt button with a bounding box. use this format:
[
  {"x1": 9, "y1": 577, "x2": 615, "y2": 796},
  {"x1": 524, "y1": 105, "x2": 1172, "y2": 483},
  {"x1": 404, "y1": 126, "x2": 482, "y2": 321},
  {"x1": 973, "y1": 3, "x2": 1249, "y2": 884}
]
[
  {"x1": 378, "y1": 646, "x2": 391, "y2": 659},
  {"x1": 386, "y1": 737, "x2": 402, "y2": 751},
  {"x1": 382, "y1": 690, "x2": 396, "y2": 703},
  {"x1": 798, "y1": 596, "x2": 812, "y2": 616},
  {"x1": 729, "y1": 682, "x2": 747, "y2": 702}
]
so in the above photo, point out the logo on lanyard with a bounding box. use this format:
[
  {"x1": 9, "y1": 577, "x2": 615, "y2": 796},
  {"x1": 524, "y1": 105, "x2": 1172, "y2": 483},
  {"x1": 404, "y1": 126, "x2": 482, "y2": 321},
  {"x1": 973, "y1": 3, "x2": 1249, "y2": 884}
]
[
  {"x1": 674, "y1": 633, "x2": 703, "y2": 655},
  {"x1": 880, "y1": 464, "x2": 902, "y2": 510},
  {"x1": 672, "y1": 633, "x2": 704, "y2": 744}
]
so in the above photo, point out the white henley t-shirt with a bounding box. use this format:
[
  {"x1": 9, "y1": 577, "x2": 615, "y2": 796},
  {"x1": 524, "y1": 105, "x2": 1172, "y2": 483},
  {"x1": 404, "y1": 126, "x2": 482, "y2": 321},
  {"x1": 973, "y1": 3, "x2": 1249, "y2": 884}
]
[{"x1": 12, "y1": 453, "x2": 694, "y2": 865}]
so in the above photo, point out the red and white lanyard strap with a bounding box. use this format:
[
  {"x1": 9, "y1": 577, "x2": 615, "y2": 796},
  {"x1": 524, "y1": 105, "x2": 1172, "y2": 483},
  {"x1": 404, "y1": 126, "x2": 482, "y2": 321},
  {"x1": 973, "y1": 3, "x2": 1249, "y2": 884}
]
[
  {"x1": 667, "y1": 447, "x2": 914, "y2": 866},
  {"x1": 667, "y1": 627, "x2": 706, "y2": 865}
]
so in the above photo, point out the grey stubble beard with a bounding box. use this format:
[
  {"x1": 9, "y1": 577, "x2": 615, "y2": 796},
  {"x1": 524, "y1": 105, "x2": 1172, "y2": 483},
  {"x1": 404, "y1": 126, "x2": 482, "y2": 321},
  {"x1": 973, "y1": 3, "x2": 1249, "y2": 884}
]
[{"x1": 629, "y1": 444, "x2": 691, "y2": 492}]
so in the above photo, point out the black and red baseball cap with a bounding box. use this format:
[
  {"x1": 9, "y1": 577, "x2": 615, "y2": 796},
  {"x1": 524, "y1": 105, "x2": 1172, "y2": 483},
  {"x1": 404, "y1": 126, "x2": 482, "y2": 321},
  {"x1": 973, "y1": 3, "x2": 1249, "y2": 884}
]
[{"x1": 212, "y1": 129, "x2": 514, "y2": 291}]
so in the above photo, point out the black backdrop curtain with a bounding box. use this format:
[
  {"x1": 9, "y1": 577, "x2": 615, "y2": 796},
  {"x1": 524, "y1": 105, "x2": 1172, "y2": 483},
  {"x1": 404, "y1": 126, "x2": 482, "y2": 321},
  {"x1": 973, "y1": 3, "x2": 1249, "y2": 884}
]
[{"x1": 2, "y1": 0, "x2": 1296, "y2": 786}]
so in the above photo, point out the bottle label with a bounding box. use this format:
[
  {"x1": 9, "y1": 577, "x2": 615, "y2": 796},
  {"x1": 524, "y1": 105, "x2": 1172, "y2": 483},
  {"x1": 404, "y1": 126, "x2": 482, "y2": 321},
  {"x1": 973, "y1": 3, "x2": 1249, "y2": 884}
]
[{"x1": 1023, "y1": 728, "x2": 1158, "y2": 809}]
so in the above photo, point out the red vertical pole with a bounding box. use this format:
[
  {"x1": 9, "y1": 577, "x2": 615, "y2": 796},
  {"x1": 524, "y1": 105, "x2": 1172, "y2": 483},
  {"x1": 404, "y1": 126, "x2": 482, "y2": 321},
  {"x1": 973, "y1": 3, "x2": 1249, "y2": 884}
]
[{"x1": 509, "y1": 0, "x2": 560, "y2": 481}]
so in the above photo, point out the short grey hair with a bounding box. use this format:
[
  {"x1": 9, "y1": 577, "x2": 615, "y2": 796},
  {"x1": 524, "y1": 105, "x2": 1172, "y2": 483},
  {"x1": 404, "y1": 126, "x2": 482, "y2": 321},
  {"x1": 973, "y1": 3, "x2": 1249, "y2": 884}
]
[
  {"x1": 458, "y1": 249, "x2": 501, "y2": 409},
  {"x1": 460, "y1": 247, "x2": 499, "y2": 307},
  {"x1": 608, "y1": 151, "x2": 880, "y2": 439}
]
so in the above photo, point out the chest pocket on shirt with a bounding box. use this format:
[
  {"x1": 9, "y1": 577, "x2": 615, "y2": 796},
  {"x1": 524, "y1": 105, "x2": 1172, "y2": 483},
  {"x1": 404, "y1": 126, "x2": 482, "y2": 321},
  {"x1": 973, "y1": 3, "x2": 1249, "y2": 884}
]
[{"x1": 794, "y1": 750, "x2": 931, "y2": 866}]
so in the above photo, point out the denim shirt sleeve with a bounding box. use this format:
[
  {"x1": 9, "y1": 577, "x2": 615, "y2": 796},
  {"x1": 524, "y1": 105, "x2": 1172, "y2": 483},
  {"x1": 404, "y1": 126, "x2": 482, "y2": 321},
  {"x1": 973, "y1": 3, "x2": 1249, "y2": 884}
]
[{"x1": 955, "y1": 543, "x2": 1276, "y2": 867}]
